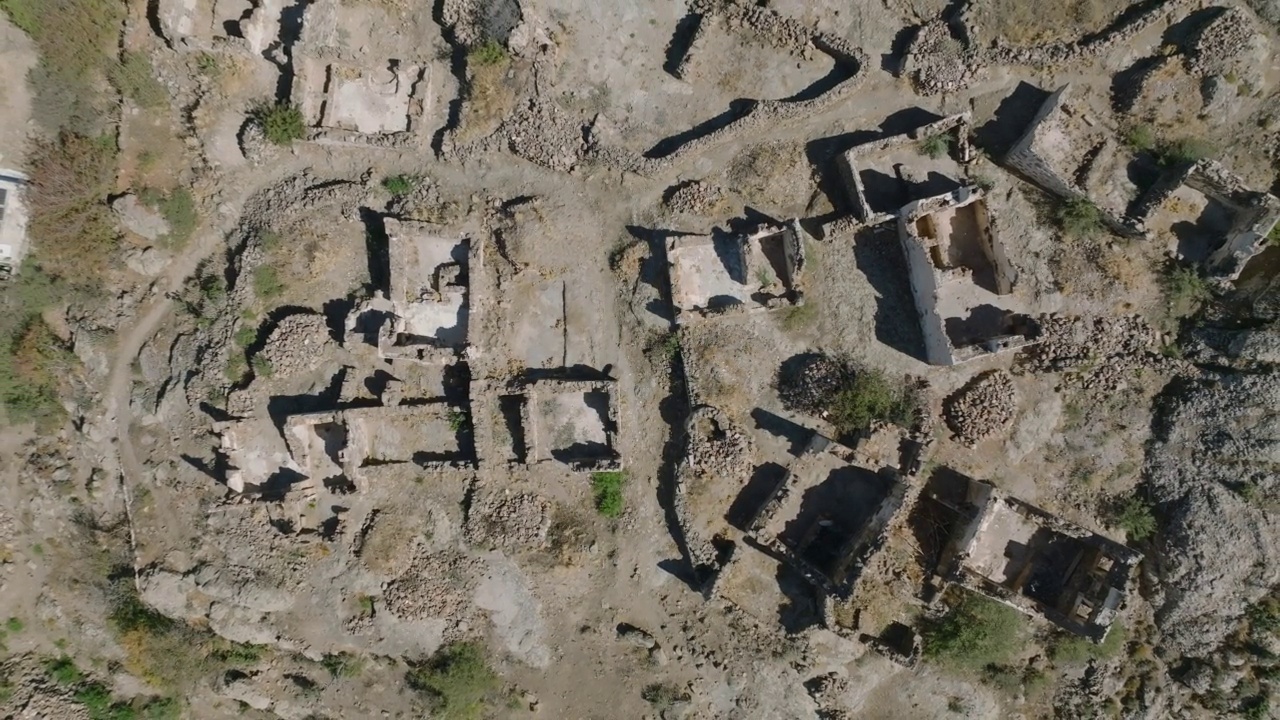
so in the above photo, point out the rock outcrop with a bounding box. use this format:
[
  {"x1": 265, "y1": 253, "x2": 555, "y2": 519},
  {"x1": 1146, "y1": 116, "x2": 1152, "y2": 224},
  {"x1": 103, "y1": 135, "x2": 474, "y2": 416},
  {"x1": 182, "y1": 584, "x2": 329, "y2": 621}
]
[{"x1": 1146, "y1": 372, "x2": 1280, "y2": 655}]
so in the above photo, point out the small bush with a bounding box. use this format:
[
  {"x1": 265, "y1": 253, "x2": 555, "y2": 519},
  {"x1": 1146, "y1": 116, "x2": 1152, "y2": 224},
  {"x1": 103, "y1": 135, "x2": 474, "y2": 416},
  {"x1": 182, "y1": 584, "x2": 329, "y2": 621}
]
[
  {"x1": 921, "y1": 594, "x2": 1024, "y2": 673},
  {"x1": 641, "y1": 683, "x2": 687, "y2": 711},
  {"x1": 321, "y1": 652, "x2": 365, "y2": 678},
  {"x1": 780, "y1": 302, "x2": 816, "y2": 331},
  {"x1": 195, "y1": 53, "x2": 219, "y2": 77},
  {"x1": 827, "y1": 366, "x2": 918, "y2": 440},
  {"x1": 253, "y1": 265, "x2": 284, "y2": 299},
  {"x1": 919, "y1": 133, "x2": 951, "y2": 159},
  {"x1": 447, "y1": 409, "x2": 471, "y2": 434},
  {"x1": 158, "y1": 188, "x2": 196, "y2": 248},
  {"x1": 1109, "y1": 495, "x2": 1157, "y2": 541},
  {"x1": 1125, "y1": 123, "x2": 1156, "y2": 152},
  {"x1": 1055, "y1": 197, "x2": 1103, "y2": 238},
  {"x1": 6, "y1": 617, "x2": 23, "y2": 632},
  {"x1": 591, "y1": 471, "x2": 626, "y2": 518},
  {"x1": 1050, "y1": 622, "x2": 1126, "y2": 665},
  {"x1": 1161, "y1": 265, "x2": 1209, "y2": 319},
  {"x1": 382, "y1": 174, "x2": 419, "y2": 196},
  {"x1": 251, "y1": 356, "x2": 273, "y2": 378},
  {"x1": 109, "y1": 52, "x2": 166, "y2": 108},
  {"x1": 406, "y1": 642, "x2": 501, "y2": 719},
  {"x1": 1156, "y1": 137, "x2": 1215, "y2": 167},
  {"x1": 251, "y1": 102, "x2": 305, "y2": 145},
  {"x1": 45, "y1": 655, "x2": 83, "y2": 685},
  {"x1": 467, "y1": 39, "x2": 507, "y2": 67},
  {"x1": 234, "y1": 325, "x2": 257, "y2": 348},
  {"x1": 1248, "y1": 596, "x2": 1280, "y2": 635}
]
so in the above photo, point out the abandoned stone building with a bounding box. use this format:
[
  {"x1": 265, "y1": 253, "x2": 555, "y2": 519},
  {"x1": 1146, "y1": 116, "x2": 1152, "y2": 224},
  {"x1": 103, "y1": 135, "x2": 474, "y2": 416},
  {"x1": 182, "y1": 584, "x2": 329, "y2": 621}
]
[
  {"x1": 1136, "y1": 159, "x2": 1280, "y2": 282},
  {"x1": 0, "y1": 170, "x2": 27, "y2": 281},
  {"x1": 743, "y1": 431, "x2": 908, "y2": 597},
  {"x1": 492, "y1": 375, "x2": 623, "y2": 472},
  {"x1": 898, "y1": 187, "x2": 1037, "y2": 365},
  {"x1": 665, "y1": 220, "x2": 807, "y2": 324},
  {"x1": 838, "y1": 113, "x2": 974, "y2": 226},
  {"x1": 292, "y1": 0, "x2": 440, "y2": 147},
  {"x1": 837, "y1": 115, "x2": 1036, "y2": 365},
  {"x1": 919, "y1": 470, "x2": 1140, "y2": 642},
  {"x1": 350, "y1": 218, "x2": 473, "y2": 365},
  {"x1": 1005, "y1": 85, "x2": 1144, "y2": 238}
]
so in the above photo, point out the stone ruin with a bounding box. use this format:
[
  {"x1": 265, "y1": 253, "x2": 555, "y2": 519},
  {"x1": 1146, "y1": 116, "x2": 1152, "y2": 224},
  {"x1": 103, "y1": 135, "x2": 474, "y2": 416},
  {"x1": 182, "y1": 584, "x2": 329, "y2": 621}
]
[
  {"x1": 838, "y1": 113, "x2": 974, "y2": 226},
  {"x1": 1007, "y1": 82, "x2": 1280, "y2": 283},
  {"x1": 742, "y1": 432, "x2": 908, "y2": 599},
  {"x1": 291, "y1": 0, "x2": 440, "y2": 148},
  {"x1": 834, "y1": 114, "x2": 1036, "y2": 365},
  {"x1": 919, "y1": 470, "x2": 1140, "y2": 643},
  {"x1": 665, "y1": 219, "x2": 808, "y2": 324},
  {"x1": 493, "y1": 375, "x2": 623, "y2": 472},
  {"x1": 1134, "y1": 159, "x2": 1280, "y2": 282},
  {"x1": 898, "y1": 186, "x2": 1037, "y2": 366},
  {"x1": 1004, "y1": 85, "x2": 1144, "y2": 238},
  {"x1": 348, "y1": 218, "x2": 474, "y2": 365},
  {"x1": 154, "y1": 0, "x2": 287, "y2": 54}
]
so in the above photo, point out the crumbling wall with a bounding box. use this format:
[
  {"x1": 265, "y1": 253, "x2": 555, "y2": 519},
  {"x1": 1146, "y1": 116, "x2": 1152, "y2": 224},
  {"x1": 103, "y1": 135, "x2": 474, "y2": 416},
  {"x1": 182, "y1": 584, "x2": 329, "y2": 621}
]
[
  {"x1": 1005, "y1": 86, "x2": 1143, "y2": 238},
  {"x1": 838, "y1": 114, "x2": 973, "y2": 224},
  {"x1": 898, "y1": 224, "x2": 954, "y2": 365}
]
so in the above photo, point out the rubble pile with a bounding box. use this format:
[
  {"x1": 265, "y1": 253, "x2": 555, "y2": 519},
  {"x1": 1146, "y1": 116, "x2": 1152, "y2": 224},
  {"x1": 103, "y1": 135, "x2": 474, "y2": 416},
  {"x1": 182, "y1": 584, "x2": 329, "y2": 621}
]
[
  {"x1": 777, "y1": 353, "x2": 847, "y2": 416},
  {"x1": 465, "y1": 491, "x2": 552, "y2": 549},
  {"x1": 1185, "y1": 8, "x2": 1256, "y2": 76},
  {"x1": 258, "y1": 314, "x2": 335, "y2": 377},
  {"x1": 943, "y1": 370, "x2": 1017, "y2": 447},
  {"x1": 1019, "y1": 314, "x2": 1179, "y2": 392},
  {"x1": 903, "y1": 22, "x2": 980, "y2": 95},
  {"x1": 496, "y1": 100, "x2": 586, "y2": 173},
  {"x1": 684, "y1": 407, "x2": 754, "y2": 480},
  {"x1": 382, "y1": 549, "x2": 479, "y2": 627},
  {"x1": 664, "y1": 180, "x2": 726, "y2": 215}
]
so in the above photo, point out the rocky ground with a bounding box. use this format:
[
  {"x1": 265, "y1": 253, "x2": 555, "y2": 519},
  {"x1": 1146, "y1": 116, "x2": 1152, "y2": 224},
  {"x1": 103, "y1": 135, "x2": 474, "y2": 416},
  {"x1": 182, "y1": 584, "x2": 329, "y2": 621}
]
[{"x1": 0, "y1": 0, "x2": 1279, "y2": 719}]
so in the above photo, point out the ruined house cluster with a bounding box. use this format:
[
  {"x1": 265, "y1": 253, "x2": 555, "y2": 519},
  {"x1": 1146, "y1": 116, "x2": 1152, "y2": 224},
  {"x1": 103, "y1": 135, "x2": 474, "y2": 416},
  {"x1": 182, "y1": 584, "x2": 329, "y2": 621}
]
[
  {"x1": 214, "y1": 204, "x2": 622, "y2": 539},
  {"x1": 1008, "y1": 85, "x2": 1280, "y2": 284}
]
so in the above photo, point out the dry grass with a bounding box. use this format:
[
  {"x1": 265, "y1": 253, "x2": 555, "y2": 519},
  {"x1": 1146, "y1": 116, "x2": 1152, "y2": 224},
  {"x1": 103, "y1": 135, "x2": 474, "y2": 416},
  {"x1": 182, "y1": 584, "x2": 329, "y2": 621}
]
[
  {"x1": 974, "y1": 0, "x2": 1125, "y2": 45},
  {"x1": 360, "y1": 510, "x2": 428, "y2": 575},
  {"x1": 457, "y1": 62, "x2": 517, "y2": 143}
]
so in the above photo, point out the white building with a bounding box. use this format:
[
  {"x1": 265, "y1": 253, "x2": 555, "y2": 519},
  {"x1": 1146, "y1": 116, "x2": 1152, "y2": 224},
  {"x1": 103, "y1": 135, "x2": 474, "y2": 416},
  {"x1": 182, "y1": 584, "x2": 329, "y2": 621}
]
[{"x1": 0, "y1": 170, "x2": 30, "y2": 279}]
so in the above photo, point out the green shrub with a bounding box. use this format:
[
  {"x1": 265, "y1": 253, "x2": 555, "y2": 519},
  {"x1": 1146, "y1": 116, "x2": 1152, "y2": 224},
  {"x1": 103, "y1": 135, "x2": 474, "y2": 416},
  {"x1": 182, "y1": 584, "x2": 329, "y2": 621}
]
[
  {"x1": 1157, "y1": 137, "x2": 1215, "y2": 167},
  {"x1": 382, "y1": 174, "x2": 419, "y2": 196},
  {"x1": 1125, "y1": 123, "x2": 1156, "y2": 152},
  {"x1": 1110, "y1": 495, "x2": 1157, "y2": 541},
  {"x1": 1161, "y1": 265, "x2": 1209, "y2": 319},
  {"x1": 1248, "y1": 596, "x2": 1280, "y2": 635},
  {"x1": 195, "y1": 53, "x2": 219, "y2": 77},
  {"x1": 253, "y1": 265, "x2": 283, "y2": 299},
  {"x1": 467, "y1": 39, "x2": 507, "y2": 67},
  {"x1": 447, "y1": 409, "x2": 471, "y2": 434},
  {"x1": 406, "y1": 642, "x2": 501, "y2": 719},
  {"x1": 1055, "y1": 197, "x2": 1103, "y2": 238},
  {"x1": 321, "y1": 652, "x2": 365, "y2": 678},
  {"x1": 827, "y1": 366, "x2": 918, "y2": 440},
  {"x1": 251, "y1": 355, "x2": 273, "y2": 378},
  {"x1": 591, "y1": 471, "x2": 626, "y2": 518},
  {"x1": 109, "y1": 52, "x2": 166, "y2": 108},
  {"x1": 158, "y1": 188, "x2": 196, "y2": 248},
  {"x1": 6, "y1": 617, "x2": 23, "y2": 632},
  {"x1": 45, "y1": 655, "x2": 83, "y2": 685},
  {"x1": 0, "y1": 315, "x2": 76, "y2": 429},
  {"x1": 780, "y1": 302, "x2": 816, "y2": 331},
  {"x1": 234, "y1": 325, "x2": 257, "y2": 348},
  {"x1": 251, "y1": 102, "x2": 305, "y2": 145},
  {"x1": 921, "y1": 594, "x2": 1024, "y2": 673},
  {"x1": 918, "y1": 133, "x2": 951, "y2": 159},
  {"x1": 1049, "y1": 622, "x2": 1126, "y2": 665}
]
